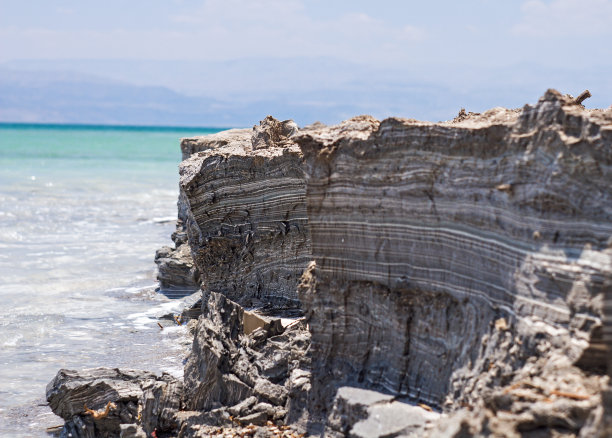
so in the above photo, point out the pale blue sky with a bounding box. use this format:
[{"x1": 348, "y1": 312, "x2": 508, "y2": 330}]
[
  {"x1": 1, "y1": 0, "x2": 611, "y2": 124},
  {"x1": 2, "y1": 0, "x2": 609, "y2": 64}
]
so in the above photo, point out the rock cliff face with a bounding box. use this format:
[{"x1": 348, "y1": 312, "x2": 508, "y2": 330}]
[
  {"x1": 295, "y1": 90, "x2": 612, "y2": 436},
  {"x1": 154, "y1": 128, "x2": 253, "y2": 293},
  {"x1": 178, "y1": 117, "x2": 310, "y2": 308},
  {"x1": 47, "y1": 93, "x2": 612, "y2": 437}
]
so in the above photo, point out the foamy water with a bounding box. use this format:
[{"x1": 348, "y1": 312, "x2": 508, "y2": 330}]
[{"x1": 0, "y1": 124, "x2": 221, "y2": 436}]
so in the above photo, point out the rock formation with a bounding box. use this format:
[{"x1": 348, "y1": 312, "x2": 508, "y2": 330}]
[
  {"x1": 155, "y1": 128, "x2": 253, "y2": 293},
  {"x1": 178, "y1": 117, "x2": 311, "y2": 308},
  {"x1": 154, "y1": 222, "x2": 201, "y2": 294},
  {"x1": 46, "y1": 368, "x2": 182, "y2": 437},
  {"x1": 294, "y1": 90, "x2": 612, "y2": 436},
  {"x1": 47, "y1": 92, "x2": 612, "y2": 437}
]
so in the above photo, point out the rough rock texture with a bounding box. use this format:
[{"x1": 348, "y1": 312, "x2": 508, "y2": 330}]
[
  {"x1": 183, "y1": 290, "x2": 310, "y2": 420},
  {"x1": 155, "y1": 237, "x2": 200, "y2": 294},
  {"x1": 295, "y1": 91, "x2": 612, "y2": 435},
  {"x1": 49, "y1": 95, "x2": 612, "y2": 437},
  {"x1": 179, "y1": 117, "x2": 311, "y2": 308},
  {"x1": 180, "y1": 128, "x2": 252, "y2": 161},
  {"x1": 46, "y1": 368, "x2": 182, "y2": 438},
  {"x1": 155, "y1": 128, "x2": 269, "y2": 294}
]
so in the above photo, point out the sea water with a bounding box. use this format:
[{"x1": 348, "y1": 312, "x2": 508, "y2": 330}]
[{"x1": 0, "y1": 123, "x2": 223, "y2": 436}]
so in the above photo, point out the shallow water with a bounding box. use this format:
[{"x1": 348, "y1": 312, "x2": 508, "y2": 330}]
[{"x1": 0, "y1": 124, "x2": 222, "y2": 436}]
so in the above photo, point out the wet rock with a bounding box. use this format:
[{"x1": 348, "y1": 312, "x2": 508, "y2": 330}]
[{"x1": 157, "y1": 290, "x2": 202, "y2": 326}]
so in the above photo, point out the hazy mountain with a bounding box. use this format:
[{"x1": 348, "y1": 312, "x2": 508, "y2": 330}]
[
  {"x1": 1, "y1": 58, "x2": 609, "y2": 127},
  {"x1": 0, "y1": 65, "x2": 464, "y2": 126}
]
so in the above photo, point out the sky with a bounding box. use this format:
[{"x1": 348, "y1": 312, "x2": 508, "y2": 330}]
[{"x1": 1, "y1": 0, "x2": 611, "y2": 125}]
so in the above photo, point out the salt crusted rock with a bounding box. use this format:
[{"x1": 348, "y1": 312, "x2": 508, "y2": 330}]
[
  {"x1": 180, "y1": 128, "x2": 252, "y2": 161},
  {"x1": 178, "y1": 118, "x2": 311, "y2": 308},
  {"x1": 294, "y1": 90, "x2": 612, "y2": 435}
]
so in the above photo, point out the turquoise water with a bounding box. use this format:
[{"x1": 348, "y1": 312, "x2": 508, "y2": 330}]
[{"x1": 0, "y1": 123, "x2": 224, "y2": 436}]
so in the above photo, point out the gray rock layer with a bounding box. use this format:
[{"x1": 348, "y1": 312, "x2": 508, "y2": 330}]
[
  {"x1": 155, "y1": 242, "x2": 200, "y2": 293},
  {"x1": 154, "y1": 218, "x2": 202, "y2": 293},
  {"x1": 295, "y1": 91, "x2": 612, "y2": 422},
  {"x1": 179, "y1": 118, "x2": 311, "y2": 308},
  {"x1": 46, "y1": 368, "x2": 182, "y2": 438}
]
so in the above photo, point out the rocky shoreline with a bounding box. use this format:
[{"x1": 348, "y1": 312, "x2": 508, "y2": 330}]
[{"x1": 46, "y1": 91, "x2": 612, "y2": 437}]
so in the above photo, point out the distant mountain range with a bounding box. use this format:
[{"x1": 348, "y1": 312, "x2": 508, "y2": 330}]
[{"x1": 1, "y1": 58, "x2": 609, "y2": 127}]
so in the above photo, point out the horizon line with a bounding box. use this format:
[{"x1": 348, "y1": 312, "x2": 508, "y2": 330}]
[{"x1": 0, "y1": 121, "x2": 237, "y2": 132}]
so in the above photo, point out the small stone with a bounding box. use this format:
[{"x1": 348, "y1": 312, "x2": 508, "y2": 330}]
[
  {"x1": 228, "y1": 396, "x2": 258, "y2": 416},
  {"x1": 238, "y1": 411, "x2": 268, "y2": 426},
  {"x1": 254, "y1": 379, "x2": 288, "y2": 406}
]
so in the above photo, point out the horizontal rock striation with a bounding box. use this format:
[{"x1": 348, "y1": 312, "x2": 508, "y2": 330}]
[
  {"x1": 295, "y1": 91, "x2": 612, "y2": 431},
  {"x1": 154, "y1": 129, "x2": 254, "y2": 294},
  {"x1": 48, "y1": 94, "x2": 612, "y2": 437},
  {"x1": 154, "y1": 221, "x2": 201, "y2": 294},
  {"x1": 179, "y1": 117, "x2": 311, "y2": 308}
]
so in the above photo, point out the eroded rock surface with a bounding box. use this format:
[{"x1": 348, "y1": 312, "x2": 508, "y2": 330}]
[
  {"x1": 155, "y1": 240, "x2": 200, "y2": 294},
  {"x1": 183, "y1": 290, "x2": 310, "y2": 420},
  {"x1": 179, "y1": 118, "x2": 311, "y2": 308},
  {"x1": 46, "y1": 368, "x2": 182, "y2": 438},
  {"x1": 295, "y1": 90, "x2": 612, "y2": 435},
  {"x1": 49, "y1": 96, "x2": 612, "y2": 437}
]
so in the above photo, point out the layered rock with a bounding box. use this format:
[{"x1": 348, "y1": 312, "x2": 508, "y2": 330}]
[
  {"x1": 179, "y1": 117, "x2": 311, "y2": 308},
  {"x1": 177, "y1": 118, "x2": 314, "y2": 432},
  {"x1": 294, "y1": 91, "x2": 612, "y2": 435},
  {"x1": 155, "y1": 129, "x2": 253, "y2": 294},
  {"x1": 48, "y1": 94, "x2": 612, "y2": 437},
  {"x1": 154, "y1": 221, "x2": 201, "y2": 294},
  {"x1": 183, "y1": 290, "x2": 310, "y2": 419},
  {"x1": 46, "y1": 368, "x2": 182, "y2": 438}
]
